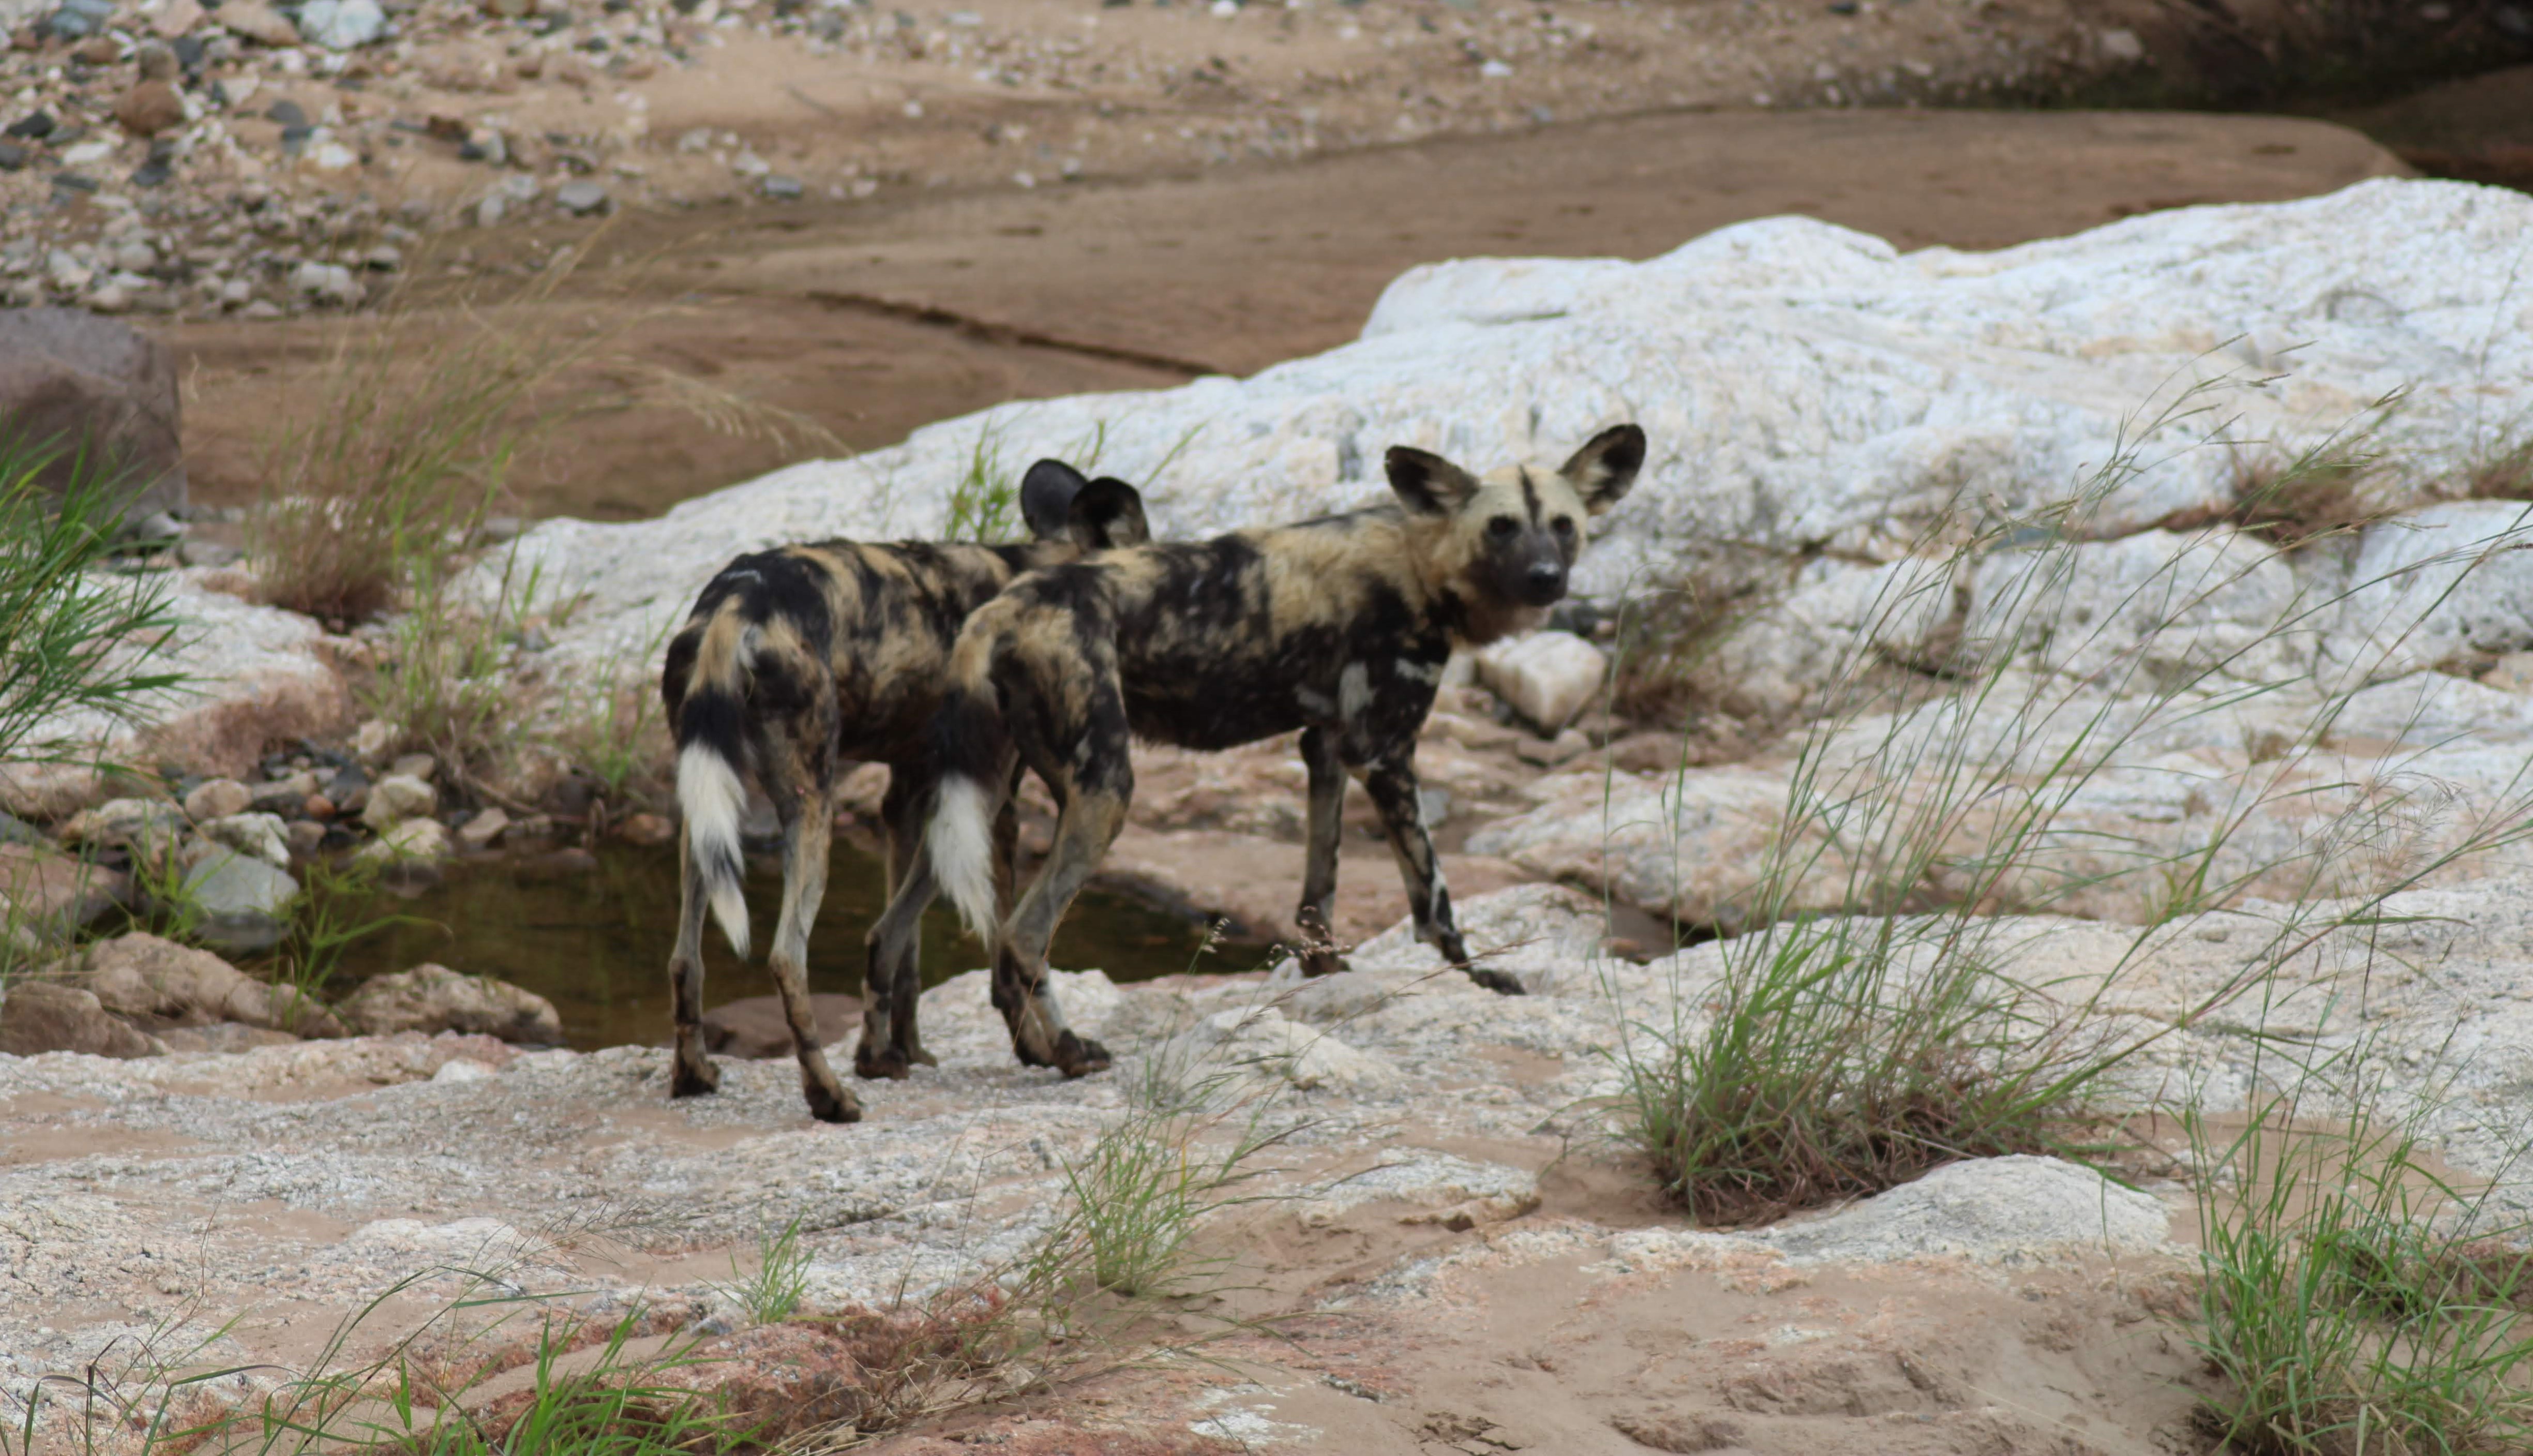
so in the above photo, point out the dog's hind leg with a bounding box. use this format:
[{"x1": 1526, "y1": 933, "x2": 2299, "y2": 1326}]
[
  {"x1": 771, "y1": 783, "x2": 860, "y2": 1121},
  {"x1": 667, "y1": 821, "x2": 721, "y2": 1097},
  {"x1": 993, "y1": 785, "x2": 1125, "y2": 1075},
  {"x1": 858, "y1": 764, "x2": 938, "y2": 1081},
  {"x1": 1294, "y1": 726, "x2": 1347, "y2": 979},
  {"x1": 1358, "y1": 754, "x2": 1523, "y2": 996}
]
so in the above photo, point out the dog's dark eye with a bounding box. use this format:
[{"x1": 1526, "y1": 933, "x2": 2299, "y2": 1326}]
[
  {"x1": 1487, "y1": 516, "x2": 1519, "y2": 539},
  {"x1": 1552, "y1": 516, "x2": 1575, "y2": 537}
]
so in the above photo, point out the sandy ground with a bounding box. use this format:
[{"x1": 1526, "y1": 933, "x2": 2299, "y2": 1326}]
[{"x1": 170, "y1": 103, "x2": 2408, "y2": 520}]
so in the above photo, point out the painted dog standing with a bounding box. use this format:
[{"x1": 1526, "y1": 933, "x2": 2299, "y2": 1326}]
[
  {"x1": 920, "y1": 426, "x2": 1644, "y2": 1075},
  {"x1": 662, "y1": 461, "x2": 1149, "y2": 1122}
]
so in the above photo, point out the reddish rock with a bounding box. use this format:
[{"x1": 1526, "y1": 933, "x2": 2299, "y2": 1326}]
[
  {"x1": 115, "y1": 80, "x2": 186, "y2": 137},
  {"x1": 615, "y1": 811, "x2": 673, "y2": 847},
  {"x1": 0, "y1": 309, "x2": 186, "y2": 522},
  {"x1": 0, "y1": 981, "x2": 154, "y2": 1059}
]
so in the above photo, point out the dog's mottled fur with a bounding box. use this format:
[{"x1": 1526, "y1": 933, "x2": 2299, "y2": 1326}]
[
  {"x1": 662, "y1": 461, "x2": 1148, "y2": 1122},
  {"x1": 923, "y1": 426, "x2": 1645, "y2": 1074}
]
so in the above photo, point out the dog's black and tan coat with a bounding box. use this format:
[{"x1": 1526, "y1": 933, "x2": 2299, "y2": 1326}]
[
  {"x1": 662, "y1": 462, "x2": 1148, "y2": 1122},
  {"x1": 924, "y1": 426, "x2": 1645, "y2": 1074}
]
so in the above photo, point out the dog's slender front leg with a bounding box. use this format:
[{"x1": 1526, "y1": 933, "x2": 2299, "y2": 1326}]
[
  {"x1": 1294, "y1": 726, "x2": 1347, "y2": 978},
  {"x1": 1358, "y1": 754, "x2": 1523, "y2": 996}
]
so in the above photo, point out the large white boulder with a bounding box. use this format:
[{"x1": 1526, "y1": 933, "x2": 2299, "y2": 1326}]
[{"x1": 493, "y1": 181, "x2": 2533, "y2": 696}]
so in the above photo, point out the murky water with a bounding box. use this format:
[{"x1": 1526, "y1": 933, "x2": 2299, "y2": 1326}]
[{"x1": 328, "y1": 842, "x2": 1266, "y2": 1050}]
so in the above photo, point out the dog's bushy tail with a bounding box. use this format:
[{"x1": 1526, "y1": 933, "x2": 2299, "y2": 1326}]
[
  {"x1": 675, "y1": 603, "x2": 755, "y2": 959},
  {"x1": 927, "y1": 635, "x2": 1013, "y2": 947}
]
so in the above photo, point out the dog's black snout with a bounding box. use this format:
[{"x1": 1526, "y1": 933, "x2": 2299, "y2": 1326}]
[{"x1": 1526, "y1": 562, "x2": 1566, "y2": 597}]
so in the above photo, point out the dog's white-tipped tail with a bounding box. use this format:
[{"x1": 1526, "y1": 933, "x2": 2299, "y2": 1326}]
[
  {"x1": 678, "y1": 742, "x2": 752, "y2": 959},
  {"x1": 929, "y1": 774, "x2": 998, "y2": 945}
]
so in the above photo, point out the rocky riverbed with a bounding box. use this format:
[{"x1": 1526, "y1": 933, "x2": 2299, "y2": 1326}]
[{"x1": 7, "y1": 177, "x2": 2533, "y2": 1448}]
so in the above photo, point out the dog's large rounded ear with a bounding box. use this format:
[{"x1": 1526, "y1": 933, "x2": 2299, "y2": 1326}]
[
  {"x1": 1559, "y1": 424, "x2": 1645, "y2": 516},
  {"x1": 1069, "y1": 477, "x2": 1149, "y2": 550},
  {"x1": 1018, "y1": 459, "x2": 1091, "y2": 541},
  {"x1": 1385, "y1": 446, "x2": 1481, "y2": 517}
]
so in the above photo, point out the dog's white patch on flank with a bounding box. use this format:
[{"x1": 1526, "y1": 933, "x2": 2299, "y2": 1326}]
[
  {"x1": 1295, "y1": 686, "x2": 1335, "y2": 715},
  {"x1": 1338, "y1": 662, "x2": 1373, "y2": 722},
  {"x1": 677, "y1": 742, "x2": 752, "y2": 959},
  {"x1": 929, "y1": 775, "x2": 999, "y2": 944},
  {"x1": 1393, "y1": 658, "x2": 1442, "y2": 683}
]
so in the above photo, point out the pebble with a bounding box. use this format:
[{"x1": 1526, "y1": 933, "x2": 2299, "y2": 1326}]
[
  {"x1": 759, "y1": 174, "x2": 802, "y2": 200},
  {"x1": 554, "y1": 179, "x2": 610, "y2": 215},
  {"x1": 114, "y1": 80, "x2": 185, "y2": 137}
]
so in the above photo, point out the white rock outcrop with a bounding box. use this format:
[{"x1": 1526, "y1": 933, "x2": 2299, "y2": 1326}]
[{"x1": 492, "y1": 180, "x2": 2533, "y2": 701}]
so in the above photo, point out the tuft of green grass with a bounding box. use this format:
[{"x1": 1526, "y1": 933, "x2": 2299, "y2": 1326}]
[
  {"x1": 717, "y1": 1215, "x2": 813, "y2": 1327},
  {"x1": 0, "y1": 426, "x2": 185, "y2": 773},
  {"x1": 1606, "y1": 371, "x2": 2533, "y2": 1221},
  {"x1": 2185, "y1": 1054, "x2": 2533, "y2": 1456},
  {"x1": 941, "y1": 422, "x2": 1027, "y2": 544}
]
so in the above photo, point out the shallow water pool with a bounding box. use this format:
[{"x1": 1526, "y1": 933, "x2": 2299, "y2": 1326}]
[{"x1": 327, "y1": 840, "x2": 1266, "y2": 1049}]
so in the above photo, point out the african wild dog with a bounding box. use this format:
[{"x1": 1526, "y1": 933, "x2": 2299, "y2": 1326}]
[
  {"x1": 921, "y1": 425, "x2": 1645, "y2": 1075},
  {"x1": 662, "y1": 461, "x2": 1150, "y2": 1122}
]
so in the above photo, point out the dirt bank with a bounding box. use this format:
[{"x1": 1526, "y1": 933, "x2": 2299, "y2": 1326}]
[{"x1": 172, "y1": 105, "x2": 2407, "y2": 520}]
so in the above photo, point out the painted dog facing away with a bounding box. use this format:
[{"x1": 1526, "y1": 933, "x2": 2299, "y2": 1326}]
[
  {"x1": 923, "y1": 426, "x2": 1645, "y2": 1076},
  {"x1": 662, "y1": 461, "x2": 1150, "y2": 1122}
]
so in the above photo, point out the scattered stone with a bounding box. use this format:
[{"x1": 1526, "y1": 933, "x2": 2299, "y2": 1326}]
[
  {"x1": 616, "y1": 811, "x2": 672, "y2": 847},
  {"x1": 554, "y1": 179, "x2": 609, "y2": 215},
  {"x1": 150, "y1": 0, "x2": 205, "y2": 38},
  {"x1": 114, "y1": 49, "x2": 186, "y2": 136},
  {"x1": 0, "y1": 980, "x2": 154, "y2": 1058},
  {"x1": 200, "y1": 812, "x2": 291, "y2": 868},
  {"x1": 0, "y1": 310, "x2": 186, "y2": 524},
  {"x1": 457, "y1": 806, "x2": 509, "y2": 849},
  {"x1": 1475, "y1": 630, "x2": 1607, "y2": 733},
  {"x1": 264, "y1": 98, "x2": 308, "y2": 127},
  {"x1": 389, "y1": 753, "x2": 438, "y2": 783},
  {"x1": 43, "y1": 0, "x2": 113, "y2": 39},
  {"x1": 183, "y1": 777, "x2": 253, "y2": 822},
  {"x1": 360, "y1": 773, "x2": 437, "y2": 831},
  {"x1": 760, "y1": 174, "x2": 803, "y2": 200},
  {"x1": 61, "y1": 797, "x2": 185, "y2": 853},
  {"x1": 295, "y1": 0, "x2": 386, "y2": 49},
  {"x1": 1, "y1": 112, "x2": 52, "y2": 140},
  {"x1": 177, "y1": 852, "x2": 299, "y2": 957},
  {"x1": 290, "y1": 261, "x2": 362, "y2": 307},
  {"x1": 337, "y1": 962, "x2": 562, "y2": 1043},
  {"x1": 283, "y1": 820, "x2": 326, "y2": 858},
  {"x1": 351, "y1": 721, "x2": 397, "y2": 764},
  {"x1": 357, "y1": 817, "x2": 452, "y2": 887},
  {"x1": 216, "y1": 0, "x2": 303, "y2": 46},
  {"x1": 250, "y1": 771, "x2": 320, "y2": 815}
]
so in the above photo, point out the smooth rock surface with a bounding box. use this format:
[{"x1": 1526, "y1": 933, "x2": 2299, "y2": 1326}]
[
  {"x1": 0, "y1": 980, "x2": 153, "y2": 1058},
  {"x1": 489, "y1": 181, "x2": 2533, "y2": 698},
  {"x1": 1757, "y1": 1156, "x2": 2173, "y2": 1266}
]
